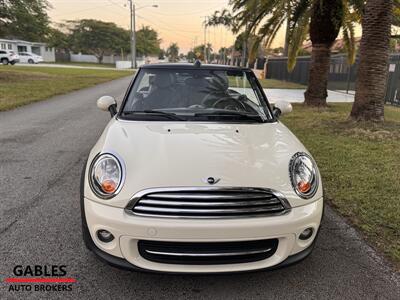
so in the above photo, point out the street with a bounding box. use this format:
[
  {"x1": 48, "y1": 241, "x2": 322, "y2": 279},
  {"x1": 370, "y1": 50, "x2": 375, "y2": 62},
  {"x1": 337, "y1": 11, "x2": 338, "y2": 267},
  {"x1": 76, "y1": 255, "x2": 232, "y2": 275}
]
[{"x1": 0, "y1": 77, "x2": 399, "y2": 299}]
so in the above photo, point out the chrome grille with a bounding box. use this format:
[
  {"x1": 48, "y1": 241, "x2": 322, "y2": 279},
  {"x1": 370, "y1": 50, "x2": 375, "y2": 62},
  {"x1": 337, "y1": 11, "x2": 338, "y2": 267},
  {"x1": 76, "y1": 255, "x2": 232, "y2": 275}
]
[
  {"x1": 138, "y1": 239, "x2": 279, "y2": 265},
  {"x1": 125, "y1": 188, "x2": 290, "y2": 218}
]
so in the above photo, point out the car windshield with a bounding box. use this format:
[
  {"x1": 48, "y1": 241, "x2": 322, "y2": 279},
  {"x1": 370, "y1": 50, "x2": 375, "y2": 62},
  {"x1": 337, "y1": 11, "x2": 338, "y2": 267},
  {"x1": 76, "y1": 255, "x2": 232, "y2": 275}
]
[{"x1": 121, "y1": 68, "x2": 272, "y2": 122}]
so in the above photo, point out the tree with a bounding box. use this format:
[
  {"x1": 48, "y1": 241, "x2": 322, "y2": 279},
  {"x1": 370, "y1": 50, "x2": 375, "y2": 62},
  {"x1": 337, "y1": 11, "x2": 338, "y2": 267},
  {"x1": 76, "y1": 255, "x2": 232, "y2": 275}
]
[
  {"x1": 187, "y1": 44, "x2": 215, "y2": 62},
  {"x1": 228, "y1": 0, "x2": 361, "y2": 107},
  {"x1": 187, "y1": 50, "x2": 197, "y2": 62},
  {"x1": 217, "y1": 47, "x2": 229, "y2": 64},
  {"x1": 206, "y1": 8, "x2": 238, "y2": 31},
  {"x1": 47, "y1": 27, "x2": 70, "y2": 52},
  {"x1": 0, "y1": 0, "x2": 50, "y2": 41},
  {"x1": 68, "y1": 19, "x2": 129, "y2": 63},
  {"x1": 194, "y1": 45, "x2": 205, "y2": 60},
  {"x1": 166, "y1": 43, "x2": 179, "y2": 62},
  {"x1": 136, "y1": 26, "x2": 161, "y2": 57},
  {"x1": 158, "y1": 49, "x2": 166, "y2": 60},
  {"x1": 350, "y1": 0, "x2": 393, "y2": 121},
  {"x1": 207, "y1": 9, "x2": 240, "y2": 64},
  {"x1": 303, "y1": 0, "x2": 344, "y2": 106},
  {"x1": 233, "y1": 32, "x2": 259, "y2": 64}
]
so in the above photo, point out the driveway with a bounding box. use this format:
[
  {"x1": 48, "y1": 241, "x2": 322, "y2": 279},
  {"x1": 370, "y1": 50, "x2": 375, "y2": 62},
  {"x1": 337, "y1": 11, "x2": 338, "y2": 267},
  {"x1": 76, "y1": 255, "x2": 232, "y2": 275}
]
[
  {"x1": 265, "y1": 89, "x2": 355, "y2": 103},
  {"x1": 0, "y1": 77, "x2": 399, "y2": 299}
]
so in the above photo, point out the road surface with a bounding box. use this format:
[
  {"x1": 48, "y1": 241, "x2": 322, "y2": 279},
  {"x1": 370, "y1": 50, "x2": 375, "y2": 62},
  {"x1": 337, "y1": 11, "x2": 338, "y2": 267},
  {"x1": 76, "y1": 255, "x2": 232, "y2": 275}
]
[{"x1": 0, "y1": 77, "x2": 399, "y2": 299}]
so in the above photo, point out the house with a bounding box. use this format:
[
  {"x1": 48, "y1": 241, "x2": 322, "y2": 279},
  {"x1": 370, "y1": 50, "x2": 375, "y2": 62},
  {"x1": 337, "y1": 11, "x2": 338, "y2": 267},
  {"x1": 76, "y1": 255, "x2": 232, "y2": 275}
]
[
  {"x1": 301, "y1": 37, "x2": 362, "y2": 54},
  {"x1": 0, "y1": 38, "x2": 55, "y2": 62}
]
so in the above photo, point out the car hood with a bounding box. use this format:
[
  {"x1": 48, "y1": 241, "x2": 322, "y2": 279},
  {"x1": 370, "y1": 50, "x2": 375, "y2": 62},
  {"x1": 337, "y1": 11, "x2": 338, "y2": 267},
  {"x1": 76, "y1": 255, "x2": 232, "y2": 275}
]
[{"x1": 86, "y1": 120, "x2": 323, "y2": 208}]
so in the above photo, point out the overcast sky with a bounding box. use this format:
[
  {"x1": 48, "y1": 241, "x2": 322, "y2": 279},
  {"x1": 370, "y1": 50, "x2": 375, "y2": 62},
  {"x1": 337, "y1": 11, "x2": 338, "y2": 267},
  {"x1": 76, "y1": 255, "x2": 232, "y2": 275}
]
[{"x1": 48, "y1": 0, "x2": 286, "y2": 53}]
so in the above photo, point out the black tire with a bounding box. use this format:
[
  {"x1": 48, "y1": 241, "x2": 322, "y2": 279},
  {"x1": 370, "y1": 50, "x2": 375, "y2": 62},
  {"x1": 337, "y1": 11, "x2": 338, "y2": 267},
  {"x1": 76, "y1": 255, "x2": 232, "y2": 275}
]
[
  {"x1": 80, "y1": 160, "x2": 93, "y2": 251},
  {"x1": 28, "y1": 59, "x2": 34, "y2": 64},
  {"x1": 1, "y1": 58, "x2": 9, "y2": 65},
  {"x1": 10, "y1": 61, "x2": 16, "y2": 65}
]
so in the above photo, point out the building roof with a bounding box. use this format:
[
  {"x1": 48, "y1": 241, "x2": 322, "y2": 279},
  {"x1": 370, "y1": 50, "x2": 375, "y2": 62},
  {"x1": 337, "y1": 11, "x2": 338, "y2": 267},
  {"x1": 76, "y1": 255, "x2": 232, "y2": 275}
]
[{"x1": 0, "y1": 38, "x2": 47, "y2": 46}]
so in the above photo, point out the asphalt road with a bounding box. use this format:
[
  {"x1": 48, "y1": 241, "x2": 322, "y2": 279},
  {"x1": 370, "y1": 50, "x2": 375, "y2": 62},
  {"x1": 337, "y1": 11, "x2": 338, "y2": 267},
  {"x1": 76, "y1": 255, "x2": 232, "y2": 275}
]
[{"x1": 0, "y1": 77, "x2": 399, "y2": 299}]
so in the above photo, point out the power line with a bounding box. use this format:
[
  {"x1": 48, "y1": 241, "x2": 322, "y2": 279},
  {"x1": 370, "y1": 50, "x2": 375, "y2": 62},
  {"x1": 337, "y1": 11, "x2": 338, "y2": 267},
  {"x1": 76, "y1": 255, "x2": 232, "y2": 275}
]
[
  {"x1": 135, "y1": 14, "x2": 194, "y2": 45},
  {"x1": 136, "y1": 14, "x2": 197, "y2": 38},
  {"x1": 104, "y1": 0, "x2": 126, "y2": 10},
  {"x1": 142, "y1": 10, "x2": 200, "y2": 33},
  {"x1": 51, "y1": 3, "x2": 116, "y2": 17},
  {"x1": 146, "y1": 3, "x2": 225, "y2": 17}
]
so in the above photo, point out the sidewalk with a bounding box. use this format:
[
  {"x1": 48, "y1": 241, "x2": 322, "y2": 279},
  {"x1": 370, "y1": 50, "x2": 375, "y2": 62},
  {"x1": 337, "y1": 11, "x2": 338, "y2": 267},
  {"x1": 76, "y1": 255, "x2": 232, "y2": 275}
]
[
  {"x1": 14, "y1": 63, "x2": 132, "y2": 71},
  {"x1": 264, "y1": 89, "x2": 355, "y2": 103}
]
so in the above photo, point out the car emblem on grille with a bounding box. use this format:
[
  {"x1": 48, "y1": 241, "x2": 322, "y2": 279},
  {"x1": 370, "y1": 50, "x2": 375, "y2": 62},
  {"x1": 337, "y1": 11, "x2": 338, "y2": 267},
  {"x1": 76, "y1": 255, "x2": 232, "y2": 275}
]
[{"x1": 204, "y1": 177, "x2": 220, "y2": 185}]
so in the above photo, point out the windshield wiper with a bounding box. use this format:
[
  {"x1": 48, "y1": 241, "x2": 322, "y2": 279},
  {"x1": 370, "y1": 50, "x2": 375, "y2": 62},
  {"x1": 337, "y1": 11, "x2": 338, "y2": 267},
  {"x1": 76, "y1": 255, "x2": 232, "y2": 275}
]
[
  {"x1": 122, "y1": 110, "x2": 185, "y2": 121},
  {"x1": 194, "y1": 111, "x2": 265, "y2": 122}
]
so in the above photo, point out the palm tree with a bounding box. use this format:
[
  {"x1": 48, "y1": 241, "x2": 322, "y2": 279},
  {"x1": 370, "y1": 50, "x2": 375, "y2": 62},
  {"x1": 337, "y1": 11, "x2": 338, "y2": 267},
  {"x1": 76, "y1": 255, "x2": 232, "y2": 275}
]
[
  {"x1": 224, "y1": 0, "x2": 360, "y2": 106},
  {"x1": 350, "y1": 0, "x2": 393, "y2": 121},
  {"x1": 136, "y1": 26, "x2": 161, "y2": 57},
  {"x1": 166, "y1": 43, "x2": 179, "y2": 62},
  {"x1": 303, "y1": 0, "x2": 344, "y2": 106}
]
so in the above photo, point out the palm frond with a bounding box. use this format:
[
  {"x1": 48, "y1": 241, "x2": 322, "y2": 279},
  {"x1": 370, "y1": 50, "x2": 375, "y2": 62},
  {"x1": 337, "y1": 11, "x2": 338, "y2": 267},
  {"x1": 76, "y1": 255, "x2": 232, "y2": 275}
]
[{"x1": 287, "y1": 8, "x2": 312, "y2": 71}]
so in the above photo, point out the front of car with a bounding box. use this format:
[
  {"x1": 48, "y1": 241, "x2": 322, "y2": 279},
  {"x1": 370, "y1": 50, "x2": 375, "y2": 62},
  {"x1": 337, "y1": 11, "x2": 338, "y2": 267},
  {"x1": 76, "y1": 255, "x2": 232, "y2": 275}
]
[
  {"x1": 8, "y1": 51, "x2": 19, "y2": 64},
  {"x1": 27, "y1": 52, "x2": 43, "y2": 63},
  {"x1": 81, "y1": 64, "x2": 323, "y2": 273}
]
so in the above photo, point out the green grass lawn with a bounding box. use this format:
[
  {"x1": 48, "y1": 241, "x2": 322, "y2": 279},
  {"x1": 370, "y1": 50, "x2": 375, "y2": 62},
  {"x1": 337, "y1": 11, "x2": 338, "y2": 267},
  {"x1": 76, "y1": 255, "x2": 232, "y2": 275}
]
[
  {"x1": 0, "y1": 66, "x2": 134, "y2": 111},
  {"x1": 281, "y1": 104, "x2": 400, "y2": 268},
  {"x1": 229, "y1": 77, "x2": 306, "y2": 89}
]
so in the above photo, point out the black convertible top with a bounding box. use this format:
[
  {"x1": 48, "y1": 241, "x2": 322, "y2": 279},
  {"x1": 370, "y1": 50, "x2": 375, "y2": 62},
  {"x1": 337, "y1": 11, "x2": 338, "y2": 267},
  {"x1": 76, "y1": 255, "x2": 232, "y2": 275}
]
[{"x1": 140, "y1": 62, "x2": 251, "y2": 71}]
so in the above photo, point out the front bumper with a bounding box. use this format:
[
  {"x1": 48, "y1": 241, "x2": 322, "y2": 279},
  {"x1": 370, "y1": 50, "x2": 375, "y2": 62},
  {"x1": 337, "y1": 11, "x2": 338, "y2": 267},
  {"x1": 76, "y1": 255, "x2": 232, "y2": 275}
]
[{"x1": 84, "y1": 197, "x2": 323, "y2": 273}]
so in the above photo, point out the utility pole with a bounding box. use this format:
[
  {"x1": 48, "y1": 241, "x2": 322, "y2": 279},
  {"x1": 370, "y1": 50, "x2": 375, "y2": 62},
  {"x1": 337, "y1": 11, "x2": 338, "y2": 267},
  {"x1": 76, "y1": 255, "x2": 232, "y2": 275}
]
[
  {"x1": 128, "y1": 0, "x2": 136, "y2": 69},
  {"x1": 202, "y1": 16, "x2": 208, "y2": 63}
]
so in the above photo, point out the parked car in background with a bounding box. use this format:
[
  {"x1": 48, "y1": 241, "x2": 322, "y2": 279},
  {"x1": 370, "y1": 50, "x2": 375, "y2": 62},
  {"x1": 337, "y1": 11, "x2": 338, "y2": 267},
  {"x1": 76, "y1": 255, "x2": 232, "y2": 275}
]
[
  {"x1": 18, "y1": 52, "x2": 43, "y2": 64},
  {"x1": 0, "y1": 50, "x2": 19, "y2": 65}
]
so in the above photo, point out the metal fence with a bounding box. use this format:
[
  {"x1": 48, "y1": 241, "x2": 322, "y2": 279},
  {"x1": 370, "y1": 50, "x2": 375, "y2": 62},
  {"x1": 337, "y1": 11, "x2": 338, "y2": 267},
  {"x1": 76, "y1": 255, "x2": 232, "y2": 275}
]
[
  {"x1": 386, "y1": 54, "x2": 400, "y2": 106},
  {"x1": 265, "y1": 54, "x2": 400, "y2": 106}
]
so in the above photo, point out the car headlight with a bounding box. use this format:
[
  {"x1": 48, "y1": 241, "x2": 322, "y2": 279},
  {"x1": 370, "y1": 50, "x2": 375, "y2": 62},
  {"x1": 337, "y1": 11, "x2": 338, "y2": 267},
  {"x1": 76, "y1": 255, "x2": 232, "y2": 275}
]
[
  {"x1": 89, "y1": 153, "x2": 124, "y2": 199},
  {"x1": 289, "y1": 152, "x2": 318, "y2": 199}
]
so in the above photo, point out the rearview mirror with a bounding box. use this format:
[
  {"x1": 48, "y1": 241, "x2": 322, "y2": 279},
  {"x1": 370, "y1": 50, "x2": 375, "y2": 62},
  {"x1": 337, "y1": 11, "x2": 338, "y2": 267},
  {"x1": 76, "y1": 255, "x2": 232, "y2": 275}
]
[
  {"x1": 273, "y1": 100, "x2": 292, "y2": 118},
  {"x1": 97, "y1": 96, "x2": 117, "y2": 117}
]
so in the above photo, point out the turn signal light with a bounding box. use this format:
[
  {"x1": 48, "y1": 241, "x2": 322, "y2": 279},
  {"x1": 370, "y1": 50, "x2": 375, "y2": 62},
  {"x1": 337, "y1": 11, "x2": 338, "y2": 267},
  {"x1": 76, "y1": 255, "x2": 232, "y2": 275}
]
[
  {"x1": 297, "y1": 181, "x2": 311, "y2": 193},
  {"x1": 101, "y1": 179, "x2": 117, "y2": 193}
]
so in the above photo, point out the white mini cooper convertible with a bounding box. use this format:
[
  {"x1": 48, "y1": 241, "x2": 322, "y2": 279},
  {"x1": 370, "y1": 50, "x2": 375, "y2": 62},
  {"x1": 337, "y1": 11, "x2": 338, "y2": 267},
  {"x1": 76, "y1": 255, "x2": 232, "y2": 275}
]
[{"x1": 81, "y1": 62, "x2": 323, "y2": 273}]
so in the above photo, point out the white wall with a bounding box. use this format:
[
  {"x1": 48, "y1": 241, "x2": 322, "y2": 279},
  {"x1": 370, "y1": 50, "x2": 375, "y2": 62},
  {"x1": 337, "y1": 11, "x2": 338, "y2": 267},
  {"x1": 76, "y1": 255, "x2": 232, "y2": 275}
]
[
  {"x1": 70, "y1": 53, "x2": 99, "y2": 63},
  {"x1": 70, "y1": 53, "x2": 159, "y2": 66},
  {"x1": 40, "y1": 46, "x2": 55, "y2": 62}
]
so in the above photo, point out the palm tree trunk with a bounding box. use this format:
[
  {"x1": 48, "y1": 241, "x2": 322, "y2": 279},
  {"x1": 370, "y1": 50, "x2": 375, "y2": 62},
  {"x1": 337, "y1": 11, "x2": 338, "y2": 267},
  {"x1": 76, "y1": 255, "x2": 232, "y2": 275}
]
[
  {"x1": 350, "y1": 0, "x2": 392, "y2": 121},
  {"x1": 304, "y1": 44, "x2": 331, "y2": 107}
]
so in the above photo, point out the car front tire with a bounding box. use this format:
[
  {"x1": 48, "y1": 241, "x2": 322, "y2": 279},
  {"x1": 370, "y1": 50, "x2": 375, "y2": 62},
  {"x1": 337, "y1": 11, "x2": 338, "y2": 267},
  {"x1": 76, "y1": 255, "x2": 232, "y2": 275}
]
[
  {"x1": 1, "y1": 58, "x2": 9, "y2": 65},
  {"x1": 28, "y1": 59, "x2": 34, "y2": 64}
]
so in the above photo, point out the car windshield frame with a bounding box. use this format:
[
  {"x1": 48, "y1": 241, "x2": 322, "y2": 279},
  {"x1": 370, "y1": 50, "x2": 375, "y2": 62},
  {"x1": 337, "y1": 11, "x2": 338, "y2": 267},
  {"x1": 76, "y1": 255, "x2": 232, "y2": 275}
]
[{"x1": 118, "y1": 66, "x2": 275, "y2": 123}]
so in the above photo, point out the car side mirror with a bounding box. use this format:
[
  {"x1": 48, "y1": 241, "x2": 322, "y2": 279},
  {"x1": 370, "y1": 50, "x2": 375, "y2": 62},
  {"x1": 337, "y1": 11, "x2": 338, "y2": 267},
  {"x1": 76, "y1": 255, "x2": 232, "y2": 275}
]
[
  {"x1": 97, "y1": 96, "x2": 117, "y2": 117},
  {"x1": 273, "y1": 100, "x2": 292, "y2": 118}
]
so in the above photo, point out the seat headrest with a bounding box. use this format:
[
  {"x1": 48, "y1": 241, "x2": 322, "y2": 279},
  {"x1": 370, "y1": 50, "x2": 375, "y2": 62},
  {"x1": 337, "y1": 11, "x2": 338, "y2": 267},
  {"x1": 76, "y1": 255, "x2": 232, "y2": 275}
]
[
  {"x1": 153, "y1": 72, "x2": 175, "y2": 89},
  {"x1": 212, "y1": 74, "x2": 229, "y2": 91},
  {"x1": 185, "y1": 77, "x2": 209, "y2": 88}
]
